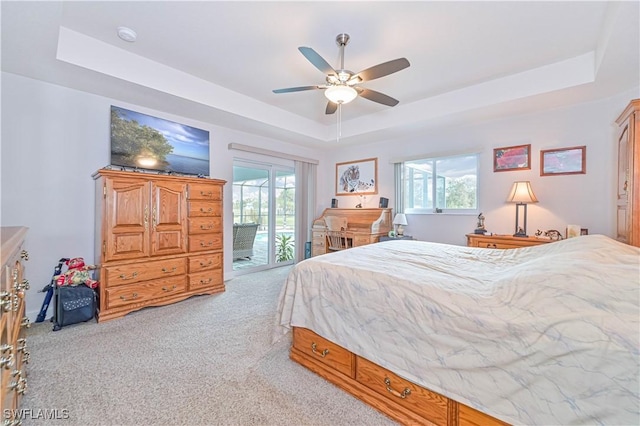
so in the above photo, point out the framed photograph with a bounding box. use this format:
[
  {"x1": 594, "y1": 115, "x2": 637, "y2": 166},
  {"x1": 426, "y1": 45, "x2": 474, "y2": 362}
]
[
  {"x1": 580, "y1": 228, "x2": 589, "y2": 236},
  {"x1": 493, "y1": 144, "x2": 531, "y2": 172},
  {"x1": 540, "y1": 146, "x2": 586, "y2": 176},
  {"x1": 335, "y1": 158, "x2": 378, "y2": 196}
]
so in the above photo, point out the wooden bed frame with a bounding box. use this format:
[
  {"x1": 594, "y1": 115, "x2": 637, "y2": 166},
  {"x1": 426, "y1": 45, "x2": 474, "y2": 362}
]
[{"x1": 291, "y1": 327, "x2": 509, "y2": 426}]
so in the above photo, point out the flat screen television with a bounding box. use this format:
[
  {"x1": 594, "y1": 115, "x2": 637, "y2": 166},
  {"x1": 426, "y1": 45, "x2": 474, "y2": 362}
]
[{"x1": 110, "y1": 105, "x2": 210, "y2": 176}]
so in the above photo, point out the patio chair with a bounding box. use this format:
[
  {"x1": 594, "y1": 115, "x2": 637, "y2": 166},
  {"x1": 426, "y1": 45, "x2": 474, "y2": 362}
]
[{"x1": 233, "y1": 223, "x2": 259, "y2": 260}]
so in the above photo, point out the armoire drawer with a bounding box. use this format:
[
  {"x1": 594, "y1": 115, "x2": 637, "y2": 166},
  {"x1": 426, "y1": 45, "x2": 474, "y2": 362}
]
[
  {"x1": 292, "y1": 327, "x2": 354, "y2": 377},
  {"x1": 105, "y1": 276, "x2": 186, "y2": 309},
  {"x1": 188, "y1": 253, "x2": 222, "y2": 273},
  {"x1": 103, "y1": 258, "x2": 186, "y2": 287},
  {"x1": 356, "y1": 355, "x2": 449, "y2": 425},
  {"x1": 188, "y1": 271, "x2": 223, "y2": 291},
  {"x1": 188, "y1": 217, "x2": 222, "y2": 235},
  {"x1": 188, "y1": 183, "x2": 222, "y2": 201},
  {"x1": 189, "y1": 234, "x2": 223, "y2": 252},
  {"x1": 188, "y1": 201, "x2": 222, "y2": 217}
]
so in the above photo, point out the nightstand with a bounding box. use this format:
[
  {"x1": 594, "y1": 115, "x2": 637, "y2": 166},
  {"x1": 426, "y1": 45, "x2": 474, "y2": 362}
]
[
  {"x1": 466, "y1": 233, "x2": 551, "y2": 249},
  {"x1": 379, "y1": 235, "x2": 414, "y2": 242}
]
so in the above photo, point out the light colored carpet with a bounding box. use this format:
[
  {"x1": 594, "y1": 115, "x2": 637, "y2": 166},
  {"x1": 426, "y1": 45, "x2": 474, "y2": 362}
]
[{"x1": 21, "y1": 266, "x2": 396, "y2": 426}]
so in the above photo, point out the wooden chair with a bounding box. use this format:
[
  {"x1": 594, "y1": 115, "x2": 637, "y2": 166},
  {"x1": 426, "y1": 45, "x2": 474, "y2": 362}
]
[{"x1": 324, "y1": 216, "x2": 350, "y2": 252}]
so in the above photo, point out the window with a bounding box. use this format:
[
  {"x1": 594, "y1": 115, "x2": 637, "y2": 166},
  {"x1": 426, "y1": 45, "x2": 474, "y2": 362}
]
[{"x1": 398, "y1": 153, "x2": 479, "y2": 214}]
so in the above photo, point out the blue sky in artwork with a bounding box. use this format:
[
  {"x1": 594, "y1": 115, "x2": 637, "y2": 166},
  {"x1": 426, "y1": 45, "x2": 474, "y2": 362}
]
[{"x1": 113, "y1": 106, "x2": 209, "y2": 160}]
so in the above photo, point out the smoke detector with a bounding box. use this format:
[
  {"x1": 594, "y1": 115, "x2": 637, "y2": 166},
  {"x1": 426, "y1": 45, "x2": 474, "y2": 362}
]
[{"x1": 117, "y1": 27, "x2": 137, "y2": 42}]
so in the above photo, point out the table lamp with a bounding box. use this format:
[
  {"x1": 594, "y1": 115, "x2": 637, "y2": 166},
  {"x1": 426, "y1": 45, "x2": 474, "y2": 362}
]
[
  {"x1": 506, "y1": 181, "x2": 538, "y2": 237},
  {"x1": 393, "y1": 213, "x2": 408, "y2": 236}
]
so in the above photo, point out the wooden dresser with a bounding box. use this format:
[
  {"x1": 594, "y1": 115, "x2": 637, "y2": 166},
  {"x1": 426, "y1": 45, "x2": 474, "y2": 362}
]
[
  {"x1": 466, "y1": 233, "x2": 552, "y2": 249},
  {"x1": 615, "y1": 99, "x2": 640, "y2": 247},
  {"x1": 311, "y1": 208, "x2": 392, "y2": 256},
  {"x1": 1, "y1": 227, "x2": 30, "y2": 422},
  {"x1": 93, "y1": 169, "x2": 226, "y2": 322}
]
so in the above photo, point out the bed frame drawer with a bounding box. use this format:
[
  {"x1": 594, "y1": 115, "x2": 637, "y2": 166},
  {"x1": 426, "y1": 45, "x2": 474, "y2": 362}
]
[
  {"x1": 292, "y1": 328, "x2": 354, "y2": 377},
  {"x1": 459, "y1": 403, "x2": 509, "y2": 426},
  {"x1": 356, "y1": 355, "x2": 449, "y2": 425}
]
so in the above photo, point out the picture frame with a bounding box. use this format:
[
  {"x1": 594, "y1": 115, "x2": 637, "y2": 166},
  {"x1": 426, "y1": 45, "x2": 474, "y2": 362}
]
[
  {"x1": 493, "y1": 144, "x2": 531, "y2": 172},
  {"x1": 335, "y1": 157, "x2": 378, "y2": 196},
  {"x1": 540, "y1": 146, "x2": 586, "y2": 176}
]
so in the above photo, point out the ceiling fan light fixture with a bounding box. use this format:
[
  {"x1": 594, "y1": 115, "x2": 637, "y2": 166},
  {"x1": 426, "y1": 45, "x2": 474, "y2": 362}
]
[{"x1": 325, "y1": 85, "x2": 357, "y2": 104}]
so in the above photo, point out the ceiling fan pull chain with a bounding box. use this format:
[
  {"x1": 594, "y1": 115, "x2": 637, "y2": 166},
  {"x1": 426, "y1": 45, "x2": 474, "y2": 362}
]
[{"x1": 337, "y1": 103, "x2": 342, "y2": 142}]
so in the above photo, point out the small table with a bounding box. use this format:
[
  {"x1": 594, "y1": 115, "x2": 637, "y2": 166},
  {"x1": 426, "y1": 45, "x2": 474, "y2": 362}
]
[{"x1": 379, "y1": 235, "x2": 414, "y2": 242}]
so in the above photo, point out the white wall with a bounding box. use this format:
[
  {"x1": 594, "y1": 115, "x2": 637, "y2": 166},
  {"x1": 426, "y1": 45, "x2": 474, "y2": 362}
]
[
  {"x1": 0, "y1": 72, "x2": 321, "y2": 321},
  {"x1": 2, "y1": 71, "x2": 636, "y2": 321},
  {"x1": 319, "y1": 91, "x2": 638, "y2": 246}
]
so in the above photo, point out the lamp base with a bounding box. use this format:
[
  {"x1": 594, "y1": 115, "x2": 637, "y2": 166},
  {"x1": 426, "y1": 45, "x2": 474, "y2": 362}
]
[{"x1": 513, "y1": 231, "x2": 528, "y2": 238}]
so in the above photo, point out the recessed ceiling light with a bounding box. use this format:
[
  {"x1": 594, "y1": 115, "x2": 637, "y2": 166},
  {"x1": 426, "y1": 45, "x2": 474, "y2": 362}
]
[{"x1": 117, "y1": 27, "x2": 137, "y2": 43}]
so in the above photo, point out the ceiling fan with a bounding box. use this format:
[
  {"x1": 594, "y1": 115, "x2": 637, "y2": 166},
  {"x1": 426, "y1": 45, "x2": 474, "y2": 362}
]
[{"x1": 273, "y1": 33, "x2": 410, "y2": 115}]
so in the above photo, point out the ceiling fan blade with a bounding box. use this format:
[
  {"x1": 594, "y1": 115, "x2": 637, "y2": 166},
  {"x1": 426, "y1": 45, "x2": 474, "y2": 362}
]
[
  {"x1": 354, "y1": 58, "x2": 410, "y2": 82},
  {"x1": 298, "y1": 47, "x2": 337, "y2": 76},
  {"x1": 325, "y1": 102, "x2": 338, "y2": 115},
  {"x1": 357, "y1": 88, "x2": 399, "y2": 107},
  {"x1": 273, "y1": 86, "x2": 320, "y2": 94}
]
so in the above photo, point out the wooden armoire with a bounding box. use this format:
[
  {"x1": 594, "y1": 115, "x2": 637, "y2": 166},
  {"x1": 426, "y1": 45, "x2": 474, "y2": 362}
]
[
  {"x1": 615, "y1": 99, "x2": 640, "y2": 247},
  {"x1": 93, "y1": 169, "x2": 226, "y2": 321}
]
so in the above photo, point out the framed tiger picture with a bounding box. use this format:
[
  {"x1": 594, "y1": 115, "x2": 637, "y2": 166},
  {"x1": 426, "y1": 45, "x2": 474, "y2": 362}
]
[{"x1": 335, "y1": 158, "x2": 378, "y2": 196}]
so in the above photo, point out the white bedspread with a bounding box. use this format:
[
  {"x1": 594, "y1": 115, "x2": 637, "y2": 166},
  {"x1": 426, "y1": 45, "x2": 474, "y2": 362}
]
[{"x1": 274, "y1": 235, "x2": 640, "y2": 425}]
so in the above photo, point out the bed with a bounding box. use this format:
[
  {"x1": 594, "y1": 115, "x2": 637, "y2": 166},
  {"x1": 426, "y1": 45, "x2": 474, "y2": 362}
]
[{"x1": 274, "y1": 234, "x2": 639, "y2": 425}]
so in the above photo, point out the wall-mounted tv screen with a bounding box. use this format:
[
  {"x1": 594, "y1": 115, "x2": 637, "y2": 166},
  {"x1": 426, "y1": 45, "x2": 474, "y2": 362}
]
[{"x1": 110, "y1": 106, "x2": 210, "y2": 176}]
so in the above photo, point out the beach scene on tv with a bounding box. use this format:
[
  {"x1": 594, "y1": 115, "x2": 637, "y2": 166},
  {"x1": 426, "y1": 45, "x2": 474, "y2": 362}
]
[{"x1": 110, "y1": 106, "x2": 210, "y2": 176}]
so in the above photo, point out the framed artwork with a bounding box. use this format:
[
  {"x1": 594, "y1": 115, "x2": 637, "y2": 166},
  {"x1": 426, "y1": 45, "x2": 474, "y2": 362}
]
[
  {"x1": 335, "y1": 157, "x2": 378, "y2": 196},
  {"x1": 540, "y1": 146, "x2": 586, "y2": 176},
  {"x1": 493, "y1": 144, "x2": 531, "y2": 172}
]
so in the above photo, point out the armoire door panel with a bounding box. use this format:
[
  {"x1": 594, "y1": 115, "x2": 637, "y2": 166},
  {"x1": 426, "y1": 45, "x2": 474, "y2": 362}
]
[
  {"x1": 150, "y1": 181, "x2": 188, "y2": 256},
  {"x1": 105, "y1": 179, "x2": 150, "y2": 261}
]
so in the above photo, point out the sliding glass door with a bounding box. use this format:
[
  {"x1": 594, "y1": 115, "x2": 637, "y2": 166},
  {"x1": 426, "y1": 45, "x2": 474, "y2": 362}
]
[{"x1": 232, "y1": 160, "x2": 295, "y2": 273}]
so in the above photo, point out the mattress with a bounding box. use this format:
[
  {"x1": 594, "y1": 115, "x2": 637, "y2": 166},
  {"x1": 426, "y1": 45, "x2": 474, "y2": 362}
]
[{"x1": 274, "y1": 235, "x2": 640, "y2": 425}]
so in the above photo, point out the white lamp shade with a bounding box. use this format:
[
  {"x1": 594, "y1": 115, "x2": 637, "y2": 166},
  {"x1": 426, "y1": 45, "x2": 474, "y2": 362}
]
[
  {"x1": 393, "y1": 213, "x2": 408, "y2": 226},
  {"x1": 506, "y1": 181, "x2": 538, "y2": 204},
  {"x1": 324, "y1": 85, "x2": 358, "y2": 104}
]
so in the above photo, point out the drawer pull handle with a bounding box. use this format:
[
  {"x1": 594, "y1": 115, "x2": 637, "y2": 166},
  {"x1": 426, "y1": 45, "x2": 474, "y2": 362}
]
[
  {"x1": 199, "y1": 278, "x2": 212, "y2": 285},
  {"x1": 199, "y1": 207, "x2": 214, "y2": 213},
  {"x1": 162, "y1": 267, "x2": 177, "y2": 273},
  {"x1": 384, "y1": 377, "x2": 411, "y2": 399},
  {"x1": 200, "y1": 241, "x2": 214, "y2": 247},
  {"x1": 162, "y1": 285, "x2": 177, "y2": 292},
  {"x1": 1, "y1": 291, "x2": 12, "y2": 312},
  {"x1": 120, "y1": 293, "x2": 139, "y2": 301},
  {"x1": 119, "y1": 272, "x2": 138, "y2": 280},
  {"x1": 199, "y1": 224, "x2": 214, "y2": 230},
  {"x1": 21, "y1": 317, "x2": 31, "y2": 329},
  {"x1": 200, "y1": 191, "x2": 213, "y2": 197},
  {"x1": 199, "y1": 260, "x2": 213, "y2": 267},
  {"x1": 0, "y1": 355, "x2": 14, "y2": 370},
  {"x1": 310, "y1": 342, "x2": 329, "y2": 358}
]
